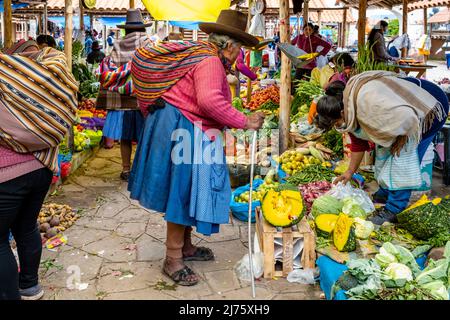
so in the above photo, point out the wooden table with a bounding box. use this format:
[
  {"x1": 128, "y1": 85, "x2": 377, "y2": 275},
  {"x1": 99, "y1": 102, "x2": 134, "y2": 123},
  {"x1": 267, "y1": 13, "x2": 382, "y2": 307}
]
[{"x1": 392, "y1": 64, "x2": 437, "y2": 78}]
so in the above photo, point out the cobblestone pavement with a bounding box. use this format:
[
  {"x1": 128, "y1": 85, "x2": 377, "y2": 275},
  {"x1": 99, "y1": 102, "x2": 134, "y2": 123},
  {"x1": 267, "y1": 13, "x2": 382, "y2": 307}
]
[{"x1": 40, "y1": 146, "x2": 323, "y2": 300}]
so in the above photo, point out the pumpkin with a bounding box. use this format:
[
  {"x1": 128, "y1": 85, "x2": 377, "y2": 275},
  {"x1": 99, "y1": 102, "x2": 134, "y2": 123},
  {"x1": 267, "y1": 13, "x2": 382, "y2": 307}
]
[
  {"x1": 332, "y1": 213, "x2": 356, "y2": 252},
  {"x1": 315, "y1": 214, "x2": 339, "y2": 238},
  {"x1": 397, "y1": 195, "x2": 450, "y2": 240},
  {"x1": 261, "y1": 187, "x2": 305, "y2": 227}
]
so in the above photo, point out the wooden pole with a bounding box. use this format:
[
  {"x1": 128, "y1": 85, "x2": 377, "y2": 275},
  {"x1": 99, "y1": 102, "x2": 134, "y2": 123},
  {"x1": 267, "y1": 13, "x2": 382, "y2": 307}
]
[
  {"x1": 401, "y1": 0, "x2": 408, "y2": 57},
  {"x1": 89, "y1": 14, "x2": 94, "y2": 33},
  {"x1": 43, "y1": 2, "x2": 48, "y2": 34},
  {"x1": 317, "y1": 10, "x2": 321, "y2": 28},
  {"x1": 279, "y1": 0, "x2": 291, "y2": 153},
  {"x1": 358, "y1": 0, "x2": 367, "y2": 50},
  {"x1": 3, "y1": 0, "x2": 13, "y2": 48},
  {"x1": 130, "y1": 0, "x2": 135, "y2": 9},
  {"x1": 1, "y1": 14, "x2": 4, "y2": 45},
  {"x1": 342, "y1": 8, "x2": 347, "y2": 48},
  {"x1": 423, "y1": 8, "x2": 428, "y2": 64},
  {"x1": 65, "y1": 0, "x2": 73, "y2": 70},
  {"x1": 38, "y1": 13, "x2": 43, "y2": 34},
  {"x1": 79, "y1": 0, "x2": 85, "y2": 32},
  {"x1": 303, "y1": 0, "x2": 309, "y2": 26},
  {"x1": 423, "y1": 8, "x2": 427, "y2": 35}
]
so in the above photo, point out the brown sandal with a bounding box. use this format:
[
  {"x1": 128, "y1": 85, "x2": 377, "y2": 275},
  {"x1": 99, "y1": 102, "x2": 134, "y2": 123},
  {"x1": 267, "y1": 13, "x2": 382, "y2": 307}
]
[
  {"x1": 183, "y1": 247, "x2": 215, "y2": 261},
  {"x1": 163, "y1": 261, "x2": 199, "y2": 286}
]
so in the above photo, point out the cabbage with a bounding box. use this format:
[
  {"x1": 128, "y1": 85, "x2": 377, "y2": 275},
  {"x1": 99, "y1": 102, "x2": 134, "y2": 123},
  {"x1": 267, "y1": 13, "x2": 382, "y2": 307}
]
[
  {"x1": 342, "y1": 197, "x2": 366, "y2": 218},
  {"x1": 354, "y1": 218, "x2": 374, "y2": 239},
  {"x1": 311, "y1": 195, "x2": 343, "y2": 217},
  {"x1": 384, "y1": 262, "x2": 413, "y2": 281},
  {"x1": 382, "y1": 242, "x2": 399, "y2": 257},
  {"x1": 419, "y1": 281, "x2": 449, "y2": 300},
  {"x1": 375, "y1": 247, "x2": 397, "y2": 267}
]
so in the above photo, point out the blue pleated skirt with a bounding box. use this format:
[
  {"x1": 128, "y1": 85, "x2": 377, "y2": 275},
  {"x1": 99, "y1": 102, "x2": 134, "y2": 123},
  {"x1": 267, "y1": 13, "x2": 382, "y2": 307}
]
[
  {"x1": 103, "y1": 110, "x2": 144, "y2": 141},
  {"x1": 128, "y1": 102, "x2": 231, "y2": 236}
]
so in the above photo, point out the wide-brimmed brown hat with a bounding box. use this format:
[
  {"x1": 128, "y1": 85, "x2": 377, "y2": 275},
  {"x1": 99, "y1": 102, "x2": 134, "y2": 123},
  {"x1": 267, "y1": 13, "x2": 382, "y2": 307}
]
[
  {"x1": 117, "y1": 9, "x2": 153, "y2": 29},
  {"x1": 199, "y1": 10, "x2": 259, "y2": 48}
]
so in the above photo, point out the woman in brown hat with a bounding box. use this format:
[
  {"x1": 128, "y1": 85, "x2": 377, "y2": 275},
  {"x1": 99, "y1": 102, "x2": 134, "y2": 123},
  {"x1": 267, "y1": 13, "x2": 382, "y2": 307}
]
[
  {"x1": 129, "y1": 10, "x2": 265, "y2": 286},
  {"x1": 97, "y1": 9, "x2": 152, "y2": 181}
]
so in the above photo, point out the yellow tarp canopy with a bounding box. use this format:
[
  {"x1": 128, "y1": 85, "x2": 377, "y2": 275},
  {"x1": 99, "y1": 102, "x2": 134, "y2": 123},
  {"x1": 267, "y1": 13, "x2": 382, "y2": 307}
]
[{"x1": 142, "y1": 0, "x2": 231, "y2": 22}]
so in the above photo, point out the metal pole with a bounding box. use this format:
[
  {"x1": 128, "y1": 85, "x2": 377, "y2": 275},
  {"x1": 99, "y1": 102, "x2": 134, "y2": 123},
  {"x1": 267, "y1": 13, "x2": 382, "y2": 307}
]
[{"x1": 247, "y1": 131, "x2": 258, "y2": 299}]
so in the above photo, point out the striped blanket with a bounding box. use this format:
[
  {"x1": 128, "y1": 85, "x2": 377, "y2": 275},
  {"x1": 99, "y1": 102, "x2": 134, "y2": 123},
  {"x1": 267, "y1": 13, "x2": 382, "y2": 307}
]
[
  {"x1": 0, "y1": 47, "x2": 78, "y2": 171},
  {"x1": 131, "y1": 41, "x2": 218, "y2": 114}
]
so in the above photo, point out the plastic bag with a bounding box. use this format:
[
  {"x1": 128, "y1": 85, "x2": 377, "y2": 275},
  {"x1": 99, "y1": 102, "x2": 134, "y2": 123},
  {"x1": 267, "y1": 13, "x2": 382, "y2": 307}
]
[
  {"x1": 235, "y1": 252, "x2": 264, "y2": 281},
  {"x1": 235, "y1": 233, "x2": 264, "y2": 281},
  {"x1": 327, "y1": 182, "x2": 375, "y2": 214},
  {"x1": 248, "y1": 13, "x2": 265, "y2": 38},
  {"x1": 230, "y1": 179, "x2": 264, "y2": 223},
  {"x1": 287, "y1": 268, "x2": 316, "y2": 284}
]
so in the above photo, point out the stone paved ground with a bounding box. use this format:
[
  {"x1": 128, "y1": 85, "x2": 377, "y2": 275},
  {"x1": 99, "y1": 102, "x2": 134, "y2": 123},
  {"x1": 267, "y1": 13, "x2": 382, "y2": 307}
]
[{"x1": 40, "y1": 145, "x2": 323, "y2": 300}]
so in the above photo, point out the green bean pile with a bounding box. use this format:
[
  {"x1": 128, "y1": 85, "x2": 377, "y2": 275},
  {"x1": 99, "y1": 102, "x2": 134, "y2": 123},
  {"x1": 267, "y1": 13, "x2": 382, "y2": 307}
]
[{"x1": 286, "y1": 164, "x2": 335, "y2": 185}]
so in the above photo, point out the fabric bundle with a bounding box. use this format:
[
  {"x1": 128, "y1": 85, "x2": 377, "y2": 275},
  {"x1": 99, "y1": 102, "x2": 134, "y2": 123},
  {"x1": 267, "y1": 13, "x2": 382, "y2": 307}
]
[
  {"x1": 96, "y1": 32, "x2": 150, "y2": 111},
  {"x1": 131, "y1": 40, "x2": 218, "y2": 114},
  {"x1": 97, "y1": 58, "x2": 133, "y2": 95},
  {"x1": 0, "y1": 47, "x2": 78, "y2": 171}
]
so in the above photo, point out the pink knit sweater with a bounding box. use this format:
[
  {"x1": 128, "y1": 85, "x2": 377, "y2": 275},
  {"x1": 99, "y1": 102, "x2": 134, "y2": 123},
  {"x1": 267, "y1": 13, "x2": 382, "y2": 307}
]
[
  {"x1": 162, "y1": 56, "x2": 247, "y2": 133},
  {"x1": 0, "y1": 145, "x2": 44, "y2": 183}
]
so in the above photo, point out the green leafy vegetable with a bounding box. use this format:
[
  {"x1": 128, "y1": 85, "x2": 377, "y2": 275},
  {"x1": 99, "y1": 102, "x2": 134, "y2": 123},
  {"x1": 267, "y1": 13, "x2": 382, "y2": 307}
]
[
  {"x1": 353, "y1": 218, "x2": 374, "y2": 240},
  {"x1": 321, "y1": 129, "x2": 344, "y2": 158},
  {"x1": 342, "y1": 197, "x2": 366, "y2": 218}
]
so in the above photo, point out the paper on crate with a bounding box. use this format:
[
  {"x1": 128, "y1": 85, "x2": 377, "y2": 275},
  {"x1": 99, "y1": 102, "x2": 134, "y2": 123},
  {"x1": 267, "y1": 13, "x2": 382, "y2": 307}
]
[{"x1": 274, "y1": 238, "x2": 304, "y2": 269}]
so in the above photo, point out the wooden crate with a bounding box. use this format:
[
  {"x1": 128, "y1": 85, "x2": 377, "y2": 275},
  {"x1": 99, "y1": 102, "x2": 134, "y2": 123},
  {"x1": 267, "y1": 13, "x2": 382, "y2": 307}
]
[{"x1": 255, "y1": 207, "x2": 316, "y2": 279}]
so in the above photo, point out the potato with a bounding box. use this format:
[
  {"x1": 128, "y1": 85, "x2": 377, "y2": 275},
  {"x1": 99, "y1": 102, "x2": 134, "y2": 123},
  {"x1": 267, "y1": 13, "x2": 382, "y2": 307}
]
[
  {"x1": 45, "y1": 227, "x2": 59, "y2": 238},
  {"x1": 40, "y1": 222, "x2": 51, "y2": 233},
  {"x1": 49, "y1": 217, "x2": 60, "y2": 227}
]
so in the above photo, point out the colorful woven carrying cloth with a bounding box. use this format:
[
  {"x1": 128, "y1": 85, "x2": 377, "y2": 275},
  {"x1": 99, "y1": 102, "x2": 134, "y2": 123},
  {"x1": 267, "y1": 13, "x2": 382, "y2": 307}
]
[
  {"x1": 131, "y1": 40, "x2": 218, "y2": 114},
  {"x1": 96, "y1": 32, "x2": 150, "y2": 111},
  {"x1": 0, "y1": 47, "x2": 78, "y2": 172},
  {"x1": 97, "y1": 57, "x2": 133, "y2": 95}
]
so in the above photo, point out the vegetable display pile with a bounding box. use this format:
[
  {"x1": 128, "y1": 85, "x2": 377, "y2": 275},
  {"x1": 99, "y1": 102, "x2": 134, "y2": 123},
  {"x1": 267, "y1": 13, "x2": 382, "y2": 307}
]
[
  {"x1": 334, "y1": 242, "x2": 450, "y2": 300},
  {"x1": 262, "y1": 186, "x2": 305, "y2": 227},
  {"x1": 298, "y1": 181, "x2": 332, "y2": 213},
  {"x1": 231, "y1": 97, "x2": 249, "y2": 114},
  {"x1": 79, "y1": 80, "x2": 100, "y2": 99},
  {"x1": 234, "y1": 181, "x2": 281, "y2": 203},
  {"x1": 397, "y1": 195, "x2": 450, "y2": 240},
  {"x1": 294, "y1": 80, "x2": 324, "y2": 108},
  {"x1": 278, "y1": 149, "x2": 324, "y2": 176},
  {"x1": 78, "y1": 99, "x2": 107, "y2": 118},
  {"x1": 286, "y1": 164, "x2": 335, "y2": 185},
  {"x1": 321, "y1": 129, "x2": 344, "y2": 158},
  {"x1": 246, "y1": 85, "x2": 280, "y2": 111},
  {"x1": 38, "y1": 203, "x2": 78, "y2": 240}
]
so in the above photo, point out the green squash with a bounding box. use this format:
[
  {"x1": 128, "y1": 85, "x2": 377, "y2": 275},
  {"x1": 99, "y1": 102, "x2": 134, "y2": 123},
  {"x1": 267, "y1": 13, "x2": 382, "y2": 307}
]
[
  {"x1": 262, "y1": 188, "x2": 305, "y2": 227},
  {"x1": 315, "y1": 214, "x2": 339, "y2": 238},
  {"x1": 332, "y1": 213, "x2": 356, "y2": 252},
  {"x1": 397, "y1": 196, "x2": 450, "y2": 240}
]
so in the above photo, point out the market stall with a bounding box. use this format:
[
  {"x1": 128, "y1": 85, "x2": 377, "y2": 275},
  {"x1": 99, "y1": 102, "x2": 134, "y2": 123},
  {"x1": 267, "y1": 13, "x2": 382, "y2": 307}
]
[{"x1": 226, "y1": 0, "x2": 450, "y2": 301}]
